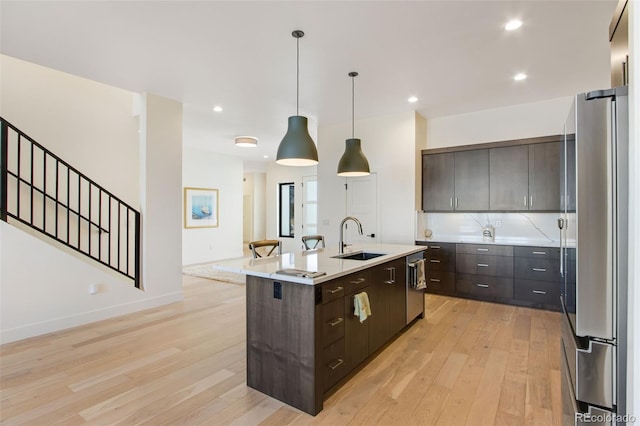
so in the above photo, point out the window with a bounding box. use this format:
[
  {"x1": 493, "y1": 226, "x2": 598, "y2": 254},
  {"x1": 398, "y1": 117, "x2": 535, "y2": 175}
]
[
  {"x1": 302, "y1": 176, "x2": 317, "y2": 235},
  {"x1": 279, "y1": 182, "x2": 295, "y2": 238}
]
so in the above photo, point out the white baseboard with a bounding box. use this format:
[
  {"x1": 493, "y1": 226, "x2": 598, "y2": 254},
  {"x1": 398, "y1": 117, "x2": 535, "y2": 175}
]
[{"x1": 0, "y1": 291, "x2": 183, "y2": 345}]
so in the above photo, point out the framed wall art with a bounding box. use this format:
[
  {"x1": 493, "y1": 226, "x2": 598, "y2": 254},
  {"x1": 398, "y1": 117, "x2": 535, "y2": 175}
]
[{"x1": 184, "y1": 187, "x2": 219, "y2": 228}]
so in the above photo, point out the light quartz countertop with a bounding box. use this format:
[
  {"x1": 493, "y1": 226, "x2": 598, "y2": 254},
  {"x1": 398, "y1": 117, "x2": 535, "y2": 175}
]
[
  {"x1": 415, "y1": 237, "x2": 562, "y2": 248},
  {"x1": 213, "y1": 243, "x2": 426, "y2": 285}
]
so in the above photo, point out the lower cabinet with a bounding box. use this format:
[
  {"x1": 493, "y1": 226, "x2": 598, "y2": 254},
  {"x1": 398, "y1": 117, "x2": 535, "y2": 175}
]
[
  {"x1": 417, "y1": 241, "x2": 562, "y2": 311},
  {"x1": 368, "y1": 258, "x2": 406, "y2": 353},
  {"x1": 513, "y1": 246, "x2": 562, "y2": 310},
  {"x1": 344, "y1": 287, "x2": 370, "y2": 372}
]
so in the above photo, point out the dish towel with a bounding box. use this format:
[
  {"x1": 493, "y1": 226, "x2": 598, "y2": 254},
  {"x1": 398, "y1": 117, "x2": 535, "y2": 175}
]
[
  {"x1": 415, "y1": 258, "x2": 427, "y2": 290},
  {"x1": 353, "y1": 292, "x2": 372, "y2": 323}
]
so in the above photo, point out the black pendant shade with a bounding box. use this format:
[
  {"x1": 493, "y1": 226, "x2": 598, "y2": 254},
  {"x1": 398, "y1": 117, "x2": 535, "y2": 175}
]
[
  {"x1": 276, "y1": 30, "x2": 319, "y2": 167},
  {"x1": 337, "y1": 71, "x2": 370, "y2": 176},
  {"x1": 276, "y1": 116, "x2": 318, "y2": 166},
  {"x1": 337, "y1": 138, "x2": 370, "y2": 176}
]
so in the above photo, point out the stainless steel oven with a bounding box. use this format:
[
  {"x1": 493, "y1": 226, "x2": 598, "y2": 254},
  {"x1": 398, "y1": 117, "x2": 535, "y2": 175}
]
[{"x1": 559, "y1": 87, "x2": 628, "y2": 424}]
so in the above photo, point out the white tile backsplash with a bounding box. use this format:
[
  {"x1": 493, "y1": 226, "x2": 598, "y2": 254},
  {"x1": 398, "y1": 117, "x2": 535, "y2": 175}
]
[{"x1": 416, "y1": 212, "x2": 563, "y2": 247}]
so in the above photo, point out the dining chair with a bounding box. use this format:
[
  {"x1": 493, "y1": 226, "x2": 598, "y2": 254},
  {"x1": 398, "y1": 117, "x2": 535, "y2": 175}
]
[
  {"x1": 301, "y1": 235, "x2": 325, "y2": 250},
  {"x1": 248, "y1": 240, "x2": 282, "y2": 258}
]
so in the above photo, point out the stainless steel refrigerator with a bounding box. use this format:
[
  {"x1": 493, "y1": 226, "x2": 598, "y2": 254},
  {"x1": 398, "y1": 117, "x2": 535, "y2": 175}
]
[{"x1": 560, "y1": 86, "x2": 629, "y2": 425}]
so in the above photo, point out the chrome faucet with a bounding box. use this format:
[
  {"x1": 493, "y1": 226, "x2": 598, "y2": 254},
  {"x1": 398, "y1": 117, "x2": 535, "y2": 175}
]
[{"x1": 339, "y1": 216, "x2": 363, "y2": 254}]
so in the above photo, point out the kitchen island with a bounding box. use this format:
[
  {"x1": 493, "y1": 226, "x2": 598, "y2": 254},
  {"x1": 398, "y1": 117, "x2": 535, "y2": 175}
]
[{"x1": 214, "y1": 243, "x2": 426, "y2": 415}]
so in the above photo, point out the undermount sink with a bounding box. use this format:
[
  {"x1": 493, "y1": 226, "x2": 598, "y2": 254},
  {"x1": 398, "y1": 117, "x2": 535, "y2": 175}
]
[{"x1": 332, "y1": 251, "x2": 386, "y2": 261}]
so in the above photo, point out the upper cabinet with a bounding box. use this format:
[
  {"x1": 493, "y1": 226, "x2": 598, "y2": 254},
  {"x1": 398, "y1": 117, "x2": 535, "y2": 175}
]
[
  {"x1": 528, "y1": 142, "x2": 562, "y2": 211},
  {"x1": 488, "y1": 141, "x2": 562, "y2": 211},
  {"x1": 422, "y1": 152, "x2": 454, "y2": 211},
  {"x1": 422, "y1": 136, "x2": 563, "y2": 213},
  {"x1": 489, "y1": 145, "x2": 529, "y2": 210},
  {"x1": 421, "y1": 150, "x2": 488, "y2": 211},
  {"x1": 454, "y1": 150, "x2": 489, "y2": 211}
]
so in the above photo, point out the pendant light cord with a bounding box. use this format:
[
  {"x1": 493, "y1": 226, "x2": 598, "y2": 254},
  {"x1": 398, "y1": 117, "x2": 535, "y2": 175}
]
[
  {"x1": 351, "y1": 75, "x2": 355, "y2": 138},
  {"x1": 296, "y1": 36, "x2": 300, "y2": 116}
]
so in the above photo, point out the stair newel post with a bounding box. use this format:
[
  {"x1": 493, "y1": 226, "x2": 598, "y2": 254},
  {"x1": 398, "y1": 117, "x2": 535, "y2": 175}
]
[
  {"x1": 134, "y1": 210, "x2": 141, "y2": 289},
  {"x1": 1, "y1": 120, "x2": 8, "y2": 222}
]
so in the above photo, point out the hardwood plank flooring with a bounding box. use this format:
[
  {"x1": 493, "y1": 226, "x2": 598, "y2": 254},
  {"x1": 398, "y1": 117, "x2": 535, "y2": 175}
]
[{"x1": 1, "y1": 276, "x2": 561, "y2": 425}]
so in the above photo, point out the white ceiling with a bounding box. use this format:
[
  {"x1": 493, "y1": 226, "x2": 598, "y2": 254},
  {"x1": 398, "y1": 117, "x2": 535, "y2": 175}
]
[{"x1": 1, "y1": 1, "x2": 617, "y2": 171}]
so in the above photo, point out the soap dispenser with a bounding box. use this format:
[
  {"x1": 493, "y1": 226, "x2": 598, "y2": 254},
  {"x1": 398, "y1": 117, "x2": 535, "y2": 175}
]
[{"x1": 482, "y1": 223, "x2": 495, "y2": 242}]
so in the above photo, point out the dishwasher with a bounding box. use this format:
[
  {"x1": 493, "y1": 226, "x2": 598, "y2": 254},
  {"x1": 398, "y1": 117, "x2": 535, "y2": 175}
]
[{"x1": 406, "y1": 250, "x2": 426, "y2": 324}]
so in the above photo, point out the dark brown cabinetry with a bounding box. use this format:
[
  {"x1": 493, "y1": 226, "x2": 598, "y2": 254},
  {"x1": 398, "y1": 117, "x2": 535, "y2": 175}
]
[
  {"x1": 416, "y1": 242, "x2": 456, "y2": 295},
  {"x1": 422, "y1": 153, "x2": 454, "y2": 211},
  {"x1": 513, "y1": 246, "x2": 562, "y2": 310},
  {"x1": 489, "y1": 145, "x2": 529, "y2": 210},
  {"x1": 455, "y1": 244, "x2": 514, "y2": 302},
  {"x1": 454, "y1": 150, "x2": 489, "y2": 211},
  {"x1": 422, "y1": 135, "x2": 563, "y2": 212},
  {"x1": 416, "y1": 241, "x2": 562, "y2": 311},
  {"x1": 421, "y1": 151, "x2": 488, "y2": 211},
  {"x1": 369, "y1": 258, "x2": 406, "y2": 353},
  {"x1": 246, "y1": 255, "x2": 420, "y2": 416},
  {"x1": 528, "y1": 142, "x2": 562, "y2": 211},
  {"x1": 489, "y1": 142, "x2": 562, "y2": 211}
]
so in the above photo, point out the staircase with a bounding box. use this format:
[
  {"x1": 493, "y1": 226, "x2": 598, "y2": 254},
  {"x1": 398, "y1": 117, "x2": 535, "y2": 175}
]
[{"x1": 1, "y1": 117, "x2": 141, "y2": 288}]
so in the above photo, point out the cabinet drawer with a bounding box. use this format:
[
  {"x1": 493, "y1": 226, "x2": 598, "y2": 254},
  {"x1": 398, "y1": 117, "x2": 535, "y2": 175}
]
[
  {"x1": 426, "y1": 271, "x2": 455, "y2": 294},
  {"x1": 426, "y1": 253, "x2": 455, "y2": 272},
  {"x1": 321, "y1": 282, "x2": 345, "y2": 304},
  {"x1": 514, "y1": 246, "x2": 560, "y2": 259},
  {"x1": 456, "y1": 274, "x2": 513, "y2": 299},
  {"x1": 514, "y1": 279, "x2": 561, "y2": 308},
  {"x1": 321, "y1": 298, "x2": 345, "y2": 346},
  {"x1": 456, "y1": 244, "x2": 513, "y2": 257},
  {"x1": 514, "y1": 257, "x2": 561, "y2": 282},
  {"x1": 322, "y1": 338, "x2": 347, "y2": 391},
  {"x1": 341, "y1": 271, "x2": 370, "y2": 293},
  {"x1": 425, "y1": 242, "x2": 456, "y2": 253},
  {"x1": 456, "y1": 254, "x2": 513, "y2": 277}
]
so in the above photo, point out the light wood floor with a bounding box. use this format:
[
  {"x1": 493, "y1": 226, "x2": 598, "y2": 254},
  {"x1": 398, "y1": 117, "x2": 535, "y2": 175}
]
[{"x1": 0, "y1": 275, "x2": 562, "y2": 425}]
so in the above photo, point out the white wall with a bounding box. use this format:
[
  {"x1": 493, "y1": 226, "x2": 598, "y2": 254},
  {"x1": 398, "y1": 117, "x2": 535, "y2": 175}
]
[
  {"x1": 426, "y1": 96, "x2": 573, "y2": 149},
  {"x1": 265, "y1": 163, "x2": 317, "y2": 253},
  {"x1": 139, "y1": 93, "x2": 183, "y2": 296},
  {"x1": 0, "y1": 59, "x2": 184, "y2": 343},
  {"x1": 243, "y1": 172, "x2": 267, "y2": 244},
  {"x1": 318, "y1": 111, "x2": 419, "y2": 247},
  {"x1": 182, "y1": 149, "x2": 243, "y2": 264},
  {"x1": 0, "y1": 55, "x2": 139, "y2": 206}
]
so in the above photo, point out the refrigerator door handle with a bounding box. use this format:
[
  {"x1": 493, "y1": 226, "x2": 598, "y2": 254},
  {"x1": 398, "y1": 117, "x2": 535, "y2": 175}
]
[{"x1": 576, "y1": 340, "x2": 615, "y2": 410}]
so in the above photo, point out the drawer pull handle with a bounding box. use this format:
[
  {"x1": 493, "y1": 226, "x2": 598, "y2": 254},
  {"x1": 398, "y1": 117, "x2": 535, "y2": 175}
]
[
  {"x1": 477, "y1": 248, "x2": 489, "y2": 252},
  {"x1": 328, "y1": 358, "x2": 344, "y2": 370},
  {"x1": 532, "y1": 251, "x2": 546, "y2": 255},
  {"x1": 350, "y1": 278, "x2": 366, "y2": 284},
  {"x1": 328, "y1": 286, "x2": 343, "y2": 294},
  {"x1": 430, "y1": 278, "x2": 441, "y2": 282},
  {"x1": 431, "y1": 245, "x2": 441, "y2": 249},
  {"x1": 384, "y1": 280, "x2": 394, "y2": 285},
  {"x1": 430, "y1": 259, "x2": 441, "y2": 263},
  {"x1": 533, "y1": 290, "x2": 547, "y2": 295},
  {"x1": 532, "y1": 268, "x2": 547, "y2": 272},
  {"x1": 477, "y1": 263, "x2": 489, "y2": 267},
  {"x1": 477, "y1": 283, "x2": 489, "y2": 288},
  {"x1": 328, "y1": 317, "x2": 344, "y2": 327}
]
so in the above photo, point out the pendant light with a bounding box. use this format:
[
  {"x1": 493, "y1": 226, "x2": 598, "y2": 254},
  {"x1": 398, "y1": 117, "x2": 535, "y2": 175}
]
[
  {"x1": 337, "y1": 72, "x2": 370, "y2": 176},
  {"x1": 276, "y1": 30, "x2": 318, "y2": 167}
]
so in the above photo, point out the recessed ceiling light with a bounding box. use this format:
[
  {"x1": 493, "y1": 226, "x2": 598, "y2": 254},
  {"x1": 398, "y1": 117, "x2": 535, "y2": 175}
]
[
  {"x1": 505, "y1": 20, "x2": 522, "y2": 31},
  {"x1": 263, "y1": 155, "x2": 269, "y2": 159},
  {"x1": 513, "y1": 73, "x2": 527, "y2": 81},
  {"x1": 213, "y1": 106, "x2": 223, "y2": 112},
  {"x1": 408, "y1": 96, "x2": 418, "y2": 103},
  {"x1": 235, "y1": 136, "x2": 258, "y2": 147}
]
